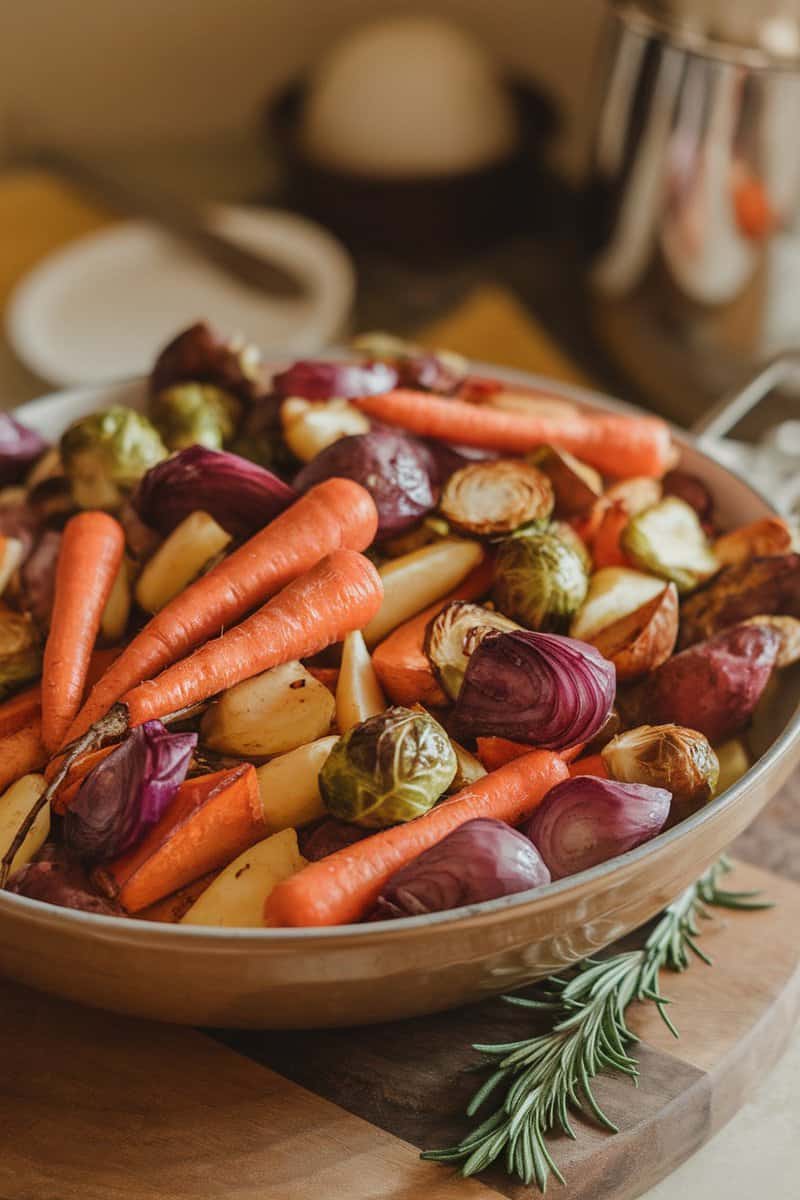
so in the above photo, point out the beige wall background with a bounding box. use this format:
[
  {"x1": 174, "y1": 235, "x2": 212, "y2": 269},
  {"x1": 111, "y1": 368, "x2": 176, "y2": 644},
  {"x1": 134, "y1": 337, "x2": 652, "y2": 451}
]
[{"x1": 1, "y1": 1, "x2": 606, "y2": 177}]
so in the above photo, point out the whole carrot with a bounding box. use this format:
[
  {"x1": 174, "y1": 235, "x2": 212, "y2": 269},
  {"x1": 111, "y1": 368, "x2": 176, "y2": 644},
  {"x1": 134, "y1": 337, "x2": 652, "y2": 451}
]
[
  {"x1": 122, "y1": 549, "x2": 383, "y2": 727},
  {"x1": 0, "y1": 720, "x2": 47, "y2": 794},
  {"x1": 41, "y1": 512, "x2": 125, "y2": 753},
  {"x1": 264, "y1": 749, "x2": 568, "y2": 927},
  {"x1": 0, "y1": 550, "x2": 383, "y2": 886},
  {"x1": 352, "y1": 390, "x2": 673, "y2": 479},
  {"x1": 63, "y1": 478, "x2": 378, "y2": 746}
]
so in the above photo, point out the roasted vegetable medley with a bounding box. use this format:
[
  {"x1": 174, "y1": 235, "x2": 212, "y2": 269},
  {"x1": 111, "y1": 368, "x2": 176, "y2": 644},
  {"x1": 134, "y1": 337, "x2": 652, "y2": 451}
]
[{"x1": 1, "y1": 322, "x2": 798, "y2": 928}]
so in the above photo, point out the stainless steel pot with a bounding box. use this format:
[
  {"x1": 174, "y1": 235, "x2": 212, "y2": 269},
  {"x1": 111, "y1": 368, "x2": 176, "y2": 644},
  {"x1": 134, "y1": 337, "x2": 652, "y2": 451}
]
[{"x1": 587, "y1": 1, "x2": 800, "y2": 424}]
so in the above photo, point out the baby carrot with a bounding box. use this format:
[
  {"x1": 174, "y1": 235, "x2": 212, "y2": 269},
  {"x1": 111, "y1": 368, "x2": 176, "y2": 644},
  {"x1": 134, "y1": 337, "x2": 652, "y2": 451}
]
[
  {"x1": 264, "y1": 749, "x2": 569, "y2": 927},
  {"x1": 477, "y1": 737, "x2": 586, "y2": 771},
  {"x1": 0, "y1": 720, "x2": 47, "y2": 794},
  {"x1": 568, "y1": 753, "x2": 609, "y2": 779},
  {"x1": 63, "y1": 478, "x2": 378, "y2": 746},
  {"x1": 352, "y1": 390, "x2": 673, "y2": 479},
  {"x1": 122, "y1": 549, "x2": 383, "y2": 728},
  {"x1": 96, "y1": 765, "x2": 264, "y2": 912},
  {"x1": 41, "y1": 512, "x2": 124, "y2": 752},
  {"x1": 371, "y1": 558, "x2": 495, "y2": 707}
]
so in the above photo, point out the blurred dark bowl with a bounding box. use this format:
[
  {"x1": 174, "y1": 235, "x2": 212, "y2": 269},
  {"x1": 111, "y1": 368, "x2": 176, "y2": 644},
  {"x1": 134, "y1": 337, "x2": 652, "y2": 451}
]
[{"x1": 264, "y1": 80, "x2": 559, "y2": 258}]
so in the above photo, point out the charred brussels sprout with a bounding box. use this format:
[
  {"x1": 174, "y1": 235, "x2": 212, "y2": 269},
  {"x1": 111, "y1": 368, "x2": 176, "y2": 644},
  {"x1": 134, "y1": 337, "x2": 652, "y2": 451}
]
[
  {"x1": 0, "y1": 613, "x2": 41, "y2": 700},
  {"x1": 319, "y1": 706, "x2": 457, "y2": 828},
  {"x1": 439, "y1": 460, "x2": 554, "y2": 537},
  {"x1": 602, "y1": 724, "x2": 719, "y2": 810},
  {"x1": 424, "y1": 601, "x2": 520, "y2": 701},
  {"x1": 149, "y1": 383, "x2": 241, "y2": 451},
  {"x1": 492, "y1": 529, "x2": 588, "y2": 631},
  {"x1": 61, "y1": 407, "x2": 167, "y2": 510}
]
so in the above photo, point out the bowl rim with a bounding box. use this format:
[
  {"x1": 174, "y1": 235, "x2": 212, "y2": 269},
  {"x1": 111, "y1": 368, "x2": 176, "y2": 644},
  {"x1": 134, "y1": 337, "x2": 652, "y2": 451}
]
[{"x1": 3, "y1": 362, "x2": 797, "y2": 942}]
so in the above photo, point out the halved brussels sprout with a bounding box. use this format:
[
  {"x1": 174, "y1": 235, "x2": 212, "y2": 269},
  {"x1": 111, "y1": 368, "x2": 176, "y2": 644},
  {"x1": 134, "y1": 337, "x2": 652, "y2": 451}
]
[
  {"x1": 319, "y1": 705, "x2": 457, "y2": 828},
  {"x1": 424, "y1": 601, "x2": 520, "y2": 700},
  {"x1": 439, "y1": 460, "x2": 553, "y2": 537},
  {"x1": 549, "y1": 520, "x2": 592, "y2": 573},
  {"x1": 0, "y1": 613, "x2": 42, "y2": 700},
  {"x1": 61, "y1": 407, "x2": 167, "y2": 510},
  {"x1": 621, "y1": 496, "x2": 718, "y2": 594},
  {"x1": 149, "y1": 383, "x2": 241, "y2": 451},
  {"x1": 602, "y1": 724, "x2": 719, "y2": 811},
  {"x1": 527, "y1": 445, "x2": 602, "y2": 516},
  {"x1": 492, "y1": 529, "x2": 588, "y2": 631}
]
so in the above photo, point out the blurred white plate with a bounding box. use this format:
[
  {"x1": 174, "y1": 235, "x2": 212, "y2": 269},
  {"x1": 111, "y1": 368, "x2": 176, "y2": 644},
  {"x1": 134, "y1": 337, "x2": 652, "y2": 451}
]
[{"x1": 6, "y1": 205, "x2": 355, "y2": 387}]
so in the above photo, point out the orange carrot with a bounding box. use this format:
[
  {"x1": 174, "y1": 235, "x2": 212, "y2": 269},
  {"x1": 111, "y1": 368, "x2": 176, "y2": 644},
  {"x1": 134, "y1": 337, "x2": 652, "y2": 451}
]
[
  {"x1": 371, "y1": 558, "x2": 495, "y2": 706},
  {"x1": 122, "y1": 550, "x2": 383, "y2": 729},
  {"x1": 352, "y1": 390, "x2": 673, "y2": 479},
  {"x1": 138, "y1": 871, "x2": 219, "y2": 923},
  {"x1": 0, "y1": 685, "x2": 41, "y2": 740},
  {"x1": 306, "y1": 666, "x2": 340, "y2": 692},
  {"x1": 477, "y1": 736, "x2": 586, "y2": 771},
  {"x1": 590, "y1": 501, "x2": 630, "y2": 568},
  {"x1": 41, "y1": 512, "x2": 125, "y2": 752},
  {"x1": 7, "y1": 646, "x2": 123, "y2": 742},
  {"x1": 568, "y1": 753, "x2": 608, "y2": 779},
  {"x1": 0, "y1": 720, "x2": 47, "y2": 793},
  {"x1": 63, "y1": 478, "x2": 379, "y2": 747},
  {"x1": 96, "y1": 765, "x2": 264, "y2": 912},
  {"x1": 265, "y1": 750, "x2": 569, "y2": 927}
]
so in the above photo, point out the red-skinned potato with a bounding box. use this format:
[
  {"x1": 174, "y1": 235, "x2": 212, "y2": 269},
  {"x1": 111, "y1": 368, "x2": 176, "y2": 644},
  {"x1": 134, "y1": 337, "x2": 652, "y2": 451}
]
[
  {"x1": 589, "y1": 583, "x2": 678, "y2": 682},
  {"x1": 679, "y1": 554, "x2": 800, "y2": 648},
  {"x1": 604, "y1": 476, "x2": 662, "y2": 515},
  {"x1": 622, "y1": 622, "x2": 780, "y2": 743},
  {"x1": 526, "y1": 445, "x2": 602, "y2": 517},
  {"x1": 741, "y1": 615, "x2": 800, "y2": 668},
  {"x1": 713, "y1": 517, "x2": 793, "y2": 567}
]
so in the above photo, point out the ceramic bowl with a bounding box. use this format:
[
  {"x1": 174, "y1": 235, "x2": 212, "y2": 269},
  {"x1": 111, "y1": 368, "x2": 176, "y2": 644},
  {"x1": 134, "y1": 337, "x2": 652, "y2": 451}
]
[{"x1": 1, "y1": 367, "x2": 797, "y2": 1029}]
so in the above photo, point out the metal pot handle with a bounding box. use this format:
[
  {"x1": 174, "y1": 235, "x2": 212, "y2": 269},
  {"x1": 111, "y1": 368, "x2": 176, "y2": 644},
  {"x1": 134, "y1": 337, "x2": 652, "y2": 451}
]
[{"x1": 692, "y1": 352, "x2": 800, "y2": 441}]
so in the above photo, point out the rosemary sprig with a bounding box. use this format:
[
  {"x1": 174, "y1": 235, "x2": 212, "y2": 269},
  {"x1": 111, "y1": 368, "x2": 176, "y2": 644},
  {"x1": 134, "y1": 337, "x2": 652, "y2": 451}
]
[{"x1": 422, "y1": 857, "x2": 771, "y2": 1191}]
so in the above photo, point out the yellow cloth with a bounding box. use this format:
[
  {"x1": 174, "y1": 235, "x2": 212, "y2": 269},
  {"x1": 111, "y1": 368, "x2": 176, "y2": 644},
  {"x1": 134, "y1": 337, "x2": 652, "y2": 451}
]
[{"x1": 0, "y1": 168, "x2": 581, "y2": 385}]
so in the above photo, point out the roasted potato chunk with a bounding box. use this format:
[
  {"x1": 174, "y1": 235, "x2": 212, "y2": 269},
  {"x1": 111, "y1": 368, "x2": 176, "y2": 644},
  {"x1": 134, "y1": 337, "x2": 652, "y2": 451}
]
[{"x1": 678, "y1": 554, "x2": 800, "y2": 648}]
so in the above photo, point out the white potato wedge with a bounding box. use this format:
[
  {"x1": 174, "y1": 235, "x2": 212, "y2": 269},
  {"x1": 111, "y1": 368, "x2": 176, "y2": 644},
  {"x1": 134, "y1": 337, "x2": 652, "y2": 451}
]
[
  {"x1": 256, "y1": 735, "x2": 339, "y2": 831},
  {"x1": 570, "y1": 567, "x2": 667, "y2": 642},
  {"x1": 0, "y1": 774, "x2": 49, "y2": 875},
  {"x1": 135, "y1": 510, "x2": 231, "y2": 614},
  {"x1": 0, "y1": 536, "x2": 23, "y2": 598},
  {"x1": 100, "y1": 555, "x2": 133, "y2": 643},
  {"x1": 336, "y1": 630, "x2": 386, "y2": 732},
  {"x1": 181, "y1": 828, "x2": 306, "y2": 927},
  {"x1": 281, "y1": 396, "x2": 369, "y2": 462},
  {"x1": 364, "y1": 538, "x2": 484, "y2": 647},
  {"x1": 201, "y1": 660, "x2": 336, "y2": 757}
]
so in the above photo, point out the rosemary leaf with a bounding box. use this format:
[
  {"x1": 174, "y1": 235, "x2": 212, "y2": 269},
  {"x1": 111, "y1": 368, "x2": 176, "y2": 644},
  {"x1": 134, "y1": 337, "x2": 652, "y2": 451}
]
[{"x1": 422, "y1": 857, "x2": 769, "y2": 1191}]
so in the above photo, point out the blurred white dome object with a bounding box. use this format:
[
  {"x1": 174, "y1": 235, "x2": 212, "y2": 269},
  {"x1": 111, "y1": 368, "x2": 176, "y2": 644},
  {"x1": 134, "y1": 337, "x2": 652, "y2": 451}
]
[{"x1": 301, "y1": 16, "x2": 519, "y2": 178}]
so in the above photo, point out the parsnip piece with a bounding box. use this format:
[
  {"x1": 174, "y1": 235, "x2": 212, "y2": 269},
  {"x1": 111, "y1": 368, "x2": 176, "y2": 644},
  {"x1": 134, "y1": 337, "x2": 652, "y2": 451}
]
[
  {"x1": 256, "y1": 735, "x2": 339, "y2": 831},
  {"x1": 336, "y1": 630, "x2": 386, "y2": 732},
  {"x1": 181, "y1": 829, "x2": 306, "y2": 927},
  {"x1": 0, "y1": 774, "x2": 49, "y2": 875},
  {"x1": 100, "y1": 555, "x2": 133, "y2": 642},
  {"x1": 364, "y1": 538, "x2": 484, "y2": 647},
  {"x1": 201, "y1": 661, "x2": 335, "y2": 757},
  {"x1": 135, "y1": 510, "x2": 231, "y2": 614}
]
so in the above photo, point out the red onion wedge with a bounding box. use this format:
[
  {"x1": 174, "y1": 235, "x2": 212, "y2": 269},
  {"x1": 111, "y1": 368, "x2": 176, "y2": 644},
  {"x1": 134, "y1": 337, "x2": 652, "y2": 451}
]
[
  {"x1": 453, "y1": 630, "x2": 615, "y2": 751},
  {"x1": 525, "y1": 776, "x2": 671, "y2": 879},
  {"x1": 369, "y1": 818, "x2": 550, "y2": 919}
]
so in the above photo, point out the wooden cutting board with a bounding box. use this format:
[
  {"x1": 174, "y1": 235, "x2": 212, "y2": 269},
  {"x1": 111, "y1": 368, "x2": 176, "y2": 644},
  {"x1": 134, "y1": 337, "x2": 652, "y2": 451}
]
[{"x1": 2, "y1": 855, "x2": 799, "y2": 1200}]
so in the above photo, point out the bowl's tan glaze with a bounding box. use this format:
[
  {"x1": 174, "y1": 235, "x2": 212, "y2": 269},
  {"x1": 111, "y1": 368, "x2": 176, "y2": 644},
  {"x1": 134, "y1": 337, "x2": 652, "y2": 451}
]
[{"x1": 1, "y1": 367, "x2": 797, "y2": 1028}]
